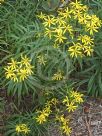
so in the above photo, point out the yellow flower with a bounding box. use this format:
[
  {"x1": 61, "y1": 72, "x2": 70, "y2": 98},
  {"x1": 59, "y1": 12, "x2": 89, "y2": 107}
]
[
  {"x1": 63, "y1": 96, "x2": 69, "y2": 104},
  {"x1": 55, "y1": 17, "x2": 66, "y2": 26},
  {"x1": 56, "y1": 115, "x2": 71, "y2": 136},
  {"x1": 70, "y1": 0, "x2": 83, "y2": 10},
  {"x1": 26, "y1": 65, "x2": 34, "y2": 75},
  {"x1": 73, "y1": 10, "x2": 83, "y2": 19},
  {"x1": 15, "y1": 124, "x2": 30, "y2": 134},
  {"x1": 52, "y1": 70, "x2": 63, "y2": 80},
  {"x1": 62, "y1": 7, "x2": 72, "y2": 19},
  {"x1": 36, "y1": 103, "x2": 51, "y2": 124},
  {"x1": 54, "y1": 27, "x2": 64, "y2": 35},
  {"x1": 81, "y1": 5, "x2": 88, "y2": 12},
  {"x1": 37, "y1": 55, "x2": 47, "y2": 65},
  {"x1": 57, "y1": 9, "x2": 64, "y2": 16},
  {"x1": 37, "y1": 12, "x2": 46, "y2": 20},
  {"x1": 18, "y1": 68, "x2": 28, "y2": 81},
  {"x1": 45, "y1": 28, "x2": 53, "y2": 39},
  {"x1": 55, "y1": 33, "x2": 67, "y2": 43},
  {"x1": 78, "y1": 35, "x2": 94, "y2": 45},
  {"x1": 86, "y1": 23, "x2": 99, "y2": 35},
  {"x1": 4, "y1": 66, "x2": 15, "y2": 79},
  {"x1": 66, "y1": 101, "x2": 78, "y2": 112},
  {"x1": 84, "y1": 46, "x2": 94, "y2": 56},
  {"x1": 7, "y1": 58, "x2": 18, "y2": 69},
  {"x1": 68, "y1": 43, "x2": 82, "y2": 58},
  {"x1": 21, "y1": 55, "x2": 31, "y2": 67},
  {"x1": 61, "y1": 125, "x2": 71, "y2": 136},
  {"x1": 36, "y1": 113, "x2": 47, "y2": 124},
  {"x1": 15, "y1": 125, "x2": 21, "y2": 133},
  {"x1": 70, "y1": 91, "x2": 84, "y2": 104},
  {"x1": 44, "y1": 105, "x2": 52, "y2": 117},
  {"x1": 43, "y1": 15, "x2": 55, "y2": 27},
  {"x1": 63, "y1": 24, "x2": 73, "y2": 34},
  {"x1": 11, "y1": 73, "x2": 18, "y2": 82},
  {"x1": 51, "y1": 98, "x2": 58, "y2": 105},
  {"x1": 90, "y1": 15, "x2": 102, "y2": 27},
  {"x1": 78, "y1": 13, "x2": 91, "y2": 24}
]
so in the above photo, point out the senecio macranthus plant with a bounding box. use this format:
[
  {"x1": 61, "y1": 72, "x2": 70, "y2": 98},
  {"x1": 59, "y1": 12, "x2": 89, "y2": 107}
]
[
  {"x1": 14, "y1": 90, "x2": 84, "y2": 136},
  {"x1": 4, "y1": 55, "x2": 34, "y2": 82},
  {"x1": 37, "y1": 0, "x2": 102, "y2": 58},
  {"x1": 4, "y1": 55, "x2": 34, "y2": 97}
]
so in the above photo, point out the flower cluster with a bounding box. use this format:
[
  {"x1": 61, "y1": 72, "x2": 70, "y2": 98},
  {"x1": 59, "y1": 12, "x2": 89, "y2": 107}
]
[
  {"x1": 15, "y1": 124, "x2": 30, "y2": 134},
  {"x1": 35, "y1": 98, "x2": 58, "y2": 124},
  {"x1": 63, "y1": 90, "x2": 84, "y2": 112},
  {"x1": 56, "y1": 114, "x2": 71, "y2": 136},
  {"x1": 14, "y1": 90, "x2": 83, "y2": 135},
  {"x1": 37, "y1": 0, "x2": 102, "y2": 58},
  {"x1": 4, "y1": 55, "x2": 33, "y2": 82},
  {"x1": 34, "y1": 90, "x2": 83, "y2": 135}
]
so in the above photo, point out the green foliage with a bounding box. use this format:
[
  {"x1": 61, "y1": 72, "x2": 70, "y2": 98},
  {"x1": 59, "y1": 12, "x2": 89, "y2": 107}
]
[
  {"x1": 0, "y1": 0, "x2": 102, "y2": 135},
  {"x1": 5, "y1": 113, "x2": 47, "y2": 136},
  {"x1": 42, "y1": 0, "x2": 60, "y2": 11}
]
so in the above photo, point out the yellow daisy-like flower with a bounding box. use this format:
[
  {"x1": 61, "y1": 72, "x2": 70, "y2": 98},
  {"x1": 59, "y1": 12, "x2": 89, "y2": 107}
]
[
  {"x1": 78, "y1": 13, "x2": 91, "y2": 25},
  {"x1": 45, "y1": 28, "x2": 53, "y2": 39},
  {"x1": 36, "y1": 113, "x2": 47, "y2": 124},
  {"x1": 55, "y1": 17, "x2": 66, "y2": 26},
  {"x1": 56, "y1": 114, "x2": 71, "y2": 136},
  {"x1": 84, "y1": 46, "x2": 94, "y2": 56},
  {"x1": 21, "y1": 55, "x2": 31, "y2": 67},
  {"x1": 11, "y1": 73, "x2": 19, "y2": 82},
  {"x1": 63, "y1": 24, "x2": 73, "y2": 34},
  {"x1": 37, "y1": 55, "x2": 47, "y2": 65},
  {"x1": 90, "y1": 15, "x2": 102, "y2": 27},
  {"x1": 36, "y1": 101, "x2": 52, "y2": 124},
  {"x1": 52, "y1": 70, "x2": 63, "y2": 80},
  {"x1": 73, "y1": 10, "x2": 83, "y2": 19},
  {"x1": 55, "y1": 33, "x2": 67, "y2": 43},
  {"x1": 70, "y1": 0, "x2": 83, "y2": 10},
  {"x1": 63, "y1": 96, "x2": 69, "y2": 104},
  {"x1": 7, "y1": 58, "x2": 18, "y2": 69},
  {"x1": 70, "y1": 91, "x2": 84, "y2": 104},
  {"x1": 53, "y1": 27, "x2": 64, "y2": 35},
  {"x1": 62, "y1": 7, "x2": 72, "y2": 19},
  {"x1": 86, "y1": 23, "x2": 99, "y2": 35},
  {"x1": 78, "y1": 35, "x2": 94, "y2": 45},
  {"x1": 15, "y1": 124, "x2": 30, "y2": 134},
  {"x1": 43, "y1": 15, "x2": 55, "y2": 27},
  {"x1": 68, "y1": 43, "x2": 82, "y2": 58},
  {"x1": 61, "y1": 125, "x2": 71, "y2": 136},
  {"x1": 18, "y1": 68, "x2": 28, "y2": 81},
  {"x1": 4, "y1": 66, "x2": 15, "y2": 79},
  {"x1": 37, "y1": 12, "x2": 46, "y2": 20},
  {"x1": 50, "y1": 98, "x2": 58, "y2": 105},
  {"x1": 66, "y1": 101, "x2": 78, "y2": 112}
]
